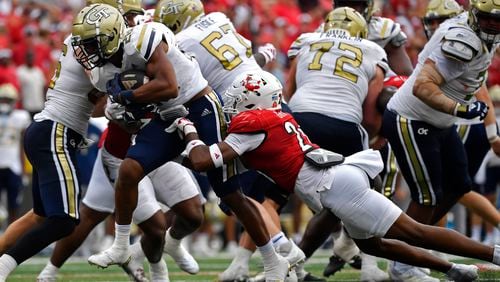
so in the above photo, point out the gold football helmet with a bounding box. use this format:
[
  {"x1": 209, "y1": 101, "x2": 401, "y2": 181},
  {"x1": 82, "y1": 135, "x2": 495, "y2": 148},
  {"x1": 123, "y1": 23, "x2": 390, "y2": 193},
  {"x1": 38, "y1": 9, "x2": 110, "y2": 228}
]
[
  {"x1": 71, "y1": 4, "x2": 126, "y2": 70},
  {"x1": 0, "y1": 83, "x2": 18, "y2": 114},
  {"x1": 154, "y1": 0, "x2": 204, "y2": 34},
  {"x1": 324, "y1": 7, "x2": 368, "y2": 38},
  {"x1": 469, "y1": 0, "x2": 500, "y2": 45},
  {"x1": 86, "y1": 0, "x2": 144, "y2": 16},
  {"x1": 423, "y1": 0, "x2": 463, "y2": 38},
  {"x1": 333, "y1": 0, "x2": 374, "y2": 21}
]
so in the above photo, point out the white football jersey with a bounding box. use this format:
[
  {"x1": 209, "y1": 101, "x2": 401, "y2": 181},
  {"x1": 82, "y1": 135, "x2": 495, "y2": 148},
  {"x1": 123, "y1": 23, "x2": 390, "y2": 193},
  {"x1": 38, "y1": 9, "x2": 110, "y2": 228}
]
[
  {"x1": 0, "y1": 109, "x2": 31, "y2": 174},
  {"x1": 289, "y1": 29, "x2": 388, "y2": 124},
  {"x1": 388, "y1": 15, "x2": 496, "y2": 128},
  {"x1": 176, "y1": 12, "x2": 261, "y2": 97},
  {"x1": 289, "y1": 16, "x2": 406, "y2": 59},
  {"x1": 35, "y1": 35, "x2": 95, "y2": 136},
  {"x1": 121, "y1": 22, "x2": 208, "y2": 109}
]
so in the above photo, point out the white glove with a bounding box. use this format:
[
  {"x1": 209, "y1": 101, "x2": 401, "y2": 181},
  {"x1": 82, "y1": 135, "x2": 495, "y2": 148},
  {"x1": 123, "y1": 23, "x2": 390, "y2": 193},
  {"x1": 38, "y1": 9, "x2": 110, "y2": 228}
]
[
  {"x1": 165, "y1": 117, "x2": 197, "y2": 139},
  {"x1": 258, "y1": 43, "x2": 277, "y2": 64},
  {"x1": 104, "y1": 100, "x2": 126, "y2": 121},
  {"x1": 158, "y1": 105, "x2": 189, "y2": 121}
]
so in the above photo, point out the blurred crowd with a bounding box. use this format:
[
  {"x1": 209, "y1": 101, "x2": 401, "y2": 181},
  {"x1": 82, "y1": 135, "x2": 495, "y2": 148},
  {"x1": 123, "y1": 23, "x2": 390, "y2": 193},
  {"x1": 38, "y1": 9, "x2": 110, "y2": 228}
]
[{"x1": 0, "y1": 0, "x2": 499, "y2": 255}]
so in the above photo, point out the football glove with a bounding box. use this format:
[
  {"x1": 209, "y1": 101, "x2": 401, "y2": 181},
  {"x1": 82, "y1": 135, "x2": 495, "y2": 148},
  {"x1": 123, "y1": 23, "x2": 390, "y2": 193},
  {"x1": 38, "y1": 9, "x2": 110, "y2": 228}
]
[
  {"x1": 453, "y1": 101, "x2": 488, "y2": 120},
  {"x1": 106, "y1": 73, "x2": 135, "y2": 105},
  {"x1": 165, "y1": 117, "x2": 197, "y2": 139},
  {"x1": 158, "y1": 105, "x2": 189, "y2": 122},
  {"x1": 258, "y1": 43, "x2": 277, "y2": 64},
  {"x1": 104, "y1": 101, "x2": 126, "y2": 121},
  {"x1": 123, "y1": 103, "x2": 156, "y2": 125}
]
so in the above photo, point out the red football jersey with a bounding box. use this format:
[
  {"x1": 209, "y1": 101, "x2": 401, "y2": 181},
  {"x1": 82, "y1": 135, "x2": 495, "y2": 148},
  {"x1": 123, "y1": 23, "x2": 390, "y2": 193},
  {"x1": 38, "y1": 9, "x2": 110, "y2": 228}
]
[
  {"x1": 228, "y1": 109, "x2": 318, "y2": 192},
  {"x1": 103, "y1": 122, "x2": 132, "y2": 160}
]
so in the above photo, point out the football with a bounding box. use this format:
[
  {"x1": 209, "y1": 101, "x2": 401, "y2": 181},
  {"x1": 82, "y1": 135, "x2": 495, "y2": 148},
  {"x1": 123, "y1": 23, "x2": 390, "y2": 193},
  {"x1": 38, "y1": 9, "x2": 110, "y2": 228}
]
[{"x1": 119, "y1": 69, "x2": 150, "y2": 90}]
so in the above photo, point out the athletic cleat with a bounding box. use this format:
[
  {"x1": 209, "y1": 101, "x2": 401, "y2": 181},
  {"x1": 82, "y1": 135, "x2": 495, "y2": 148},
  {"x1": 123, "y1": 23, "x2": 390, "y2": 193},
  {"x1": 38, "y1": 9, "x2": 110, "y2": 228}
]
[
  {"x1": 277, "y1": 241, "x2": 306, "y2": 267},
  {"x1": 163, "y1": 240, "x2": 199, "y2": 274},
  {"x1": 389, "y1": 261, "x2": 439, "y2": 282},
  {"x1": 264, "y1": 255, "x2": 290, "y2": 282},
  {"x1": 301, "y1": 272, "x2": 326, "y2": 282},
  {"x1": 446, "y1": 263, "x2": 478, "y2": 282},
  {"x1": 323, "y1": 255, "x2": 345, "y2": 277},
  {"x1": 88, "y1": 247, "x2": 131, "y2": 268},
  {"x1": 35, "y1": 277, "x2": 56, "y2": 282},
  {"x1": 248, "y1": 272, "x2": 265, "y2": 282},
  {"x1": 348, "y1": 255, "x2": 362, "y2": 269},
  {"x1": 120, "y1": 256, "x2": 148, "y2": 282},
  {"x1": 218, "y1": 262, "x2": 249, "y2": 282}
]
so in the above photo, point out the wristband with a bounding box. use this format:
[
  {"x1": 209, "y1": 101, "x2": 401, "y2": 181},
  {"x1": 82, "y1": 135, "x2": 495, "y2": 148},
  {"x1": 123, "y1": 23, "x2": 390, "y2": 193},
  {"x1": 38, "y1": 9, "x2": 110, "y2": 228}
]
[
  {"x1": 186, "y1": 139, "x2": 205, "y2": 156},
  {"x1": 453, "y1": 102, "x2": 467, "y2": 116},
  {"x1": 209, "y1": 144, "x2": 224, "y2": 168},
  {"x1": 486, "y1": 123, "x2": 500, "y2": 143},
  {"x1": 183, "y1": 124, "x2": 197, "y2": 136}
]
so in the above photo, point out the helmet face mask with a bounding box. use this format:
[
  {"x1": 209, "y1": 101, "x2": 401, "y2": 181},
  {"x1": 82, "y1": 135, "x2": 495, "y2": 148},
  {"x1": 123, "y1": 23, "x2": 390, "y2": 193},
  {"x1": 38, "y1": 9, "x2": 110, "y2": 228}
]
[
  {"x1": 469, "y1": 0, "x2": 500, "y2": 45},
  {"x1": 154, "y1": 0, "x2": 204, "y2": 34},
  {"x1": 324, "y1": 7, "x2": 368, "y2": 38},
  {"x1": 71, "y1": 4, "x2": 125, "y2": 70},
  {"x1": 222, "y1": 71, "x2": 283, "y2": 116},
  {"x1": 333, "y1": 0, "x2": 374, "y2": 21}
]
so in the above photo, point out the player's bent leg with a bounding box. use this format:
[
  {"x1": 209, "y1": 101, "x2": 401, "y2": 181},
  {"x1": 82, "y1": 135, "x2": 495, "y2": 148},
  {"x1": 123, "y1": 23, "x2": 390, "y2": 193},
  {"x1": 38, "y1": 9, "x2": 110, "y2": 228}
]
[
  {"x1": 1, "y1": 215, "x2": 76, "y2": 277},
  {"x1": 385, "y1": 212, "x2": 496, "y2": 264},
  {"x1": 0, "y1": 209, "x2": 43, "y2": 255},
  {"x1": 115, "y1": 158, "x2": 145, "y2": 224},
  {"x1": 165, "y1": 196, "x2": 203, "y2": 275},
  {"x1": 38, "y1": 204, "x2": 110, "y2": 281},
  {"x1": 88, "y1": 158, "x2": 145, "y2": 268},
  {"x1": 221, "y1": 191, "x2": 289, "y2": 281},
  {"x1": 137, "y1": 210, "x2": 167, "y2": 265},
  {"x1": 459, "y1": 191, "x2": 500, "y2": 227}
]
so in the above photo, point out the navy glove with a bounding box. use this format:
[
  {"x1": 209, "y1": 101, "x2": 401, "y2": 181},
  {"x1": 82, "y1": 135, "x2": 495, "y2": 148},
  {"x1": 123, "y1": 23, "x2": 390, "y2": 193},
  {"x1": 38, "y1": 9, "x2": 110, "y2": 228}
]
[
  {"x1": 454, "y1": 101, "x2": 488, "y2": 120},
  {"x1": 106, "y1": 73, "x2": 135, "y2": 105}
]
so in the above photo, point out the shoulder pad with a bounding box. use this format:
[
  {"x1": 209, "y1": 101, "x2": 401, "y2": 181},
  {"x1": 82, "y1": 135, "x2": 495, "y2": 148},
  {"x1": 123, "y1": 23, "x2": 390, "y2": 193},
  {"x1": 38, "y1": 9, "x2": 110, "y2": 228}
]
[
  {"x1": 228, "y1": 111, "x2": 262, "y2": 134},
  {"x1": 124, "y1": 22, "x2": 172, "y2": 61},
  {"x1": 441, "y1": 27, "x2": 481, "y2": 62},
  {"x1": 288, "y1": 33, "x2": 316, "y2": 59}
]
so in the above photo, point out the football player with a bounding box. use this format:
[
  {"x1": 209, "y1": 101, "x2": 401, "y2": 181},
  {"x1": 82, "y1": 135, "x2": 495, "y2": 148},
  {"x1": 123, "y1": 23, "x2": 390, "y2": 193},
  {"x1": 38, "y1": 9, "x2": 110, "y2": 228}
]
[
  {"x1": 153, "y1": 1, "x2": 305, "y2": 281},
  {"x1": 73, "y1": 4, "x2": 289, "y2": 281},
  {"x1": 285, "y1": 7, "x2": 391, "y2": 280},
  {"x1": 174, "y1": 69, "x2": 500, "y2": 282},
  {"x1": 288, "y1": 0, "x2": 414, "y2": 277},
  {"x1": 0, "y1": 84, "x2": 31, "y2": 224},
  {"x1": 0, "y1": 2, "x2": 116, "y2": 279},
  {"x1": 382, "y1": 0, "x2": 500, "y2": 280}
]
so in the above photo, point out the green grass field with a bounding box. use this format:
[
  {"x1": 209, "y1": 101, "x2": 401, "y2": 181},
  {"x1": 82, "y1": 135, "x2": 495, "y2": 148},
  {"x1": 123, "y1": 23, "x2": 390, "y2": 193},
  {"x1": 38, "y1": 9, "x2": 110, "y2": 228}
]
[{"x1": 7, "y1": 252, "x2": 500, "y2": 281}]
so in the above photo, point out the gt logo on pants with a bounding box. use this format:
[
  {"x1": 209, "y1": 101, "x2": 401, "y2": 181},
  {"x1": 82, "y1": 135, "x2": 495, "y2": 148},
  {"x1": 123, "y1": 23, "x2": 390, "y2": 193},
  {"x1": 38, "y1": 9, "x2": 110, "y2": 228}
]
[{"x1": 417, "y1": 128, "x2": 429, "y2": 135}]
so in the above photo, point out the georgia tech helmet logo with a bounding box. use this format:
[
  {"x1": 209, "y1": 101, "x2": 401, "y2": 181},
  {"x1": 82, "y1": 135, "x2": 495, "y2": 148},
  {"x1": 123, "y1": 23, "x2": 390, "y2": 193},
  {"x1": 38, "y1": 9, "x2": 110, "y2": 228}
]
[
  {"x1": 86, "y1": 7, "x2": 111, "y2": 25},
  {"x1": 162, "y1": 1, "x2": 184, "y2": 15}
]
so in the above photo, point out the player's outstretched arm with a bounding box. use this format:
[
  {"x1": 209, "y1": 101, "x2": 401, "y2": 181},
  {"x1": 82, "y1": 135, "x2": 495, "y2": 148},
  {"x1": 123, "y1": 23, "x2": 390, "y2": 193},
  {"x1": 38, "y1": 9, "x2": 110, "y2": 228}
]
[{"x1": 168, "y1": 117, "x2": 239, "y2": 171}]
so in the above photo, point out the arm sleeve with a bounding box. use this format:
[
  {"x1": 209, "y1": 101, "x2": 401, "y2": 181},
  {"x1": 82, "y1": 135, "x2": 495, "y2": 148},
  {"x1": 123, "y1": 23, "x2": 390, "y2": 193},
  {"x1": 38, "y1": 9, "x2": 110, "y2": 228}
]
[{"x1": 224, "y1": 133, "x2": 266, "y2": 155}]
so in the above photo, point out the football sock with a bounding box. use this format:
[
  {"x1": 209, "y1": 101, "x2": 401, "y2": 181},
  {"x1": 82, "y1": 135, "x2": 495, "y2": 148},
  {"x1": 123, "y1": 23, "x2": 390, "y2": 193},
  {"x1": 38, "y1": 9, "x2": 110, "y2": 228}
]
[
  {"x1": 0, "y1": 254, "x2": 17, "y2": 279},
  {"x1": 113, "y1": 224, "x2": 131, "y2": 250},
  {"x1": 271, "y1": 232, "x2": 289, "y2": 248},
  {"x1": 493, "y1": 245, "x2": 500, "y2": 265},
  {"x1": 232, "y1": 247, "x2": 253, "y2": 266},
  {"x1": 258, "y1": 241, "x2": 279, "y2": 265},
  {"x1": 150, "y1": 259, "x2": 169, "y2": 281}
]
